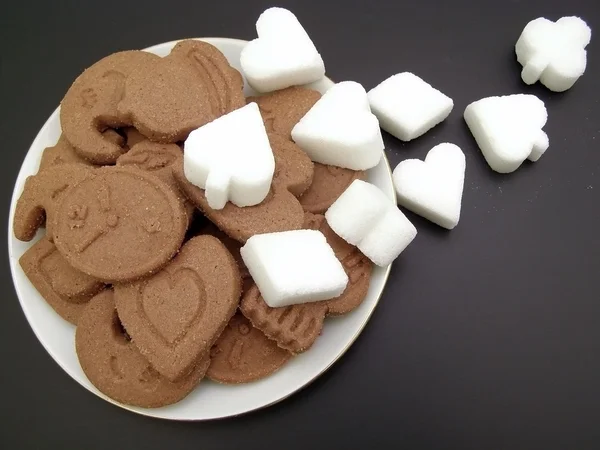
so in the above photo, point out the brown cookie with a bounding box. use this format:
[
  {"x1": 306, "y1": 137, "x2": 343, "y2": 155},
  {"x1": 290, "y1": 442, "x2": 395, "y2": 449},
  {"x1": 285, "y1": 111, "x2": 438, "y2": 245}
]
[
  {"x1": 52, "y1": 166, "x2": 187, "y2": 283},
  {"x1": 299, "y1": 163, "x2": 366, "y2": 214},
  {"x1": 304, "y1": 213, "x2": 372, "y2": 315},
  {"x1": 240, "y1": 283, "x2": 327, "y2": 354},
  {"x1": 248, "y1": 87, "x2": 321, "y2": 140},
  {"x1": 114, "y1": 235, "x2": 241, "y2": 381},
  {"x1": 198, "y1": 222, "x2": 250, "y2": 279},
  {"x1": 76, "y1": 290, "x2": 210, "y2": 408},
  {"x1": 207, "y1": 313, "x2": 291, "y2": 384},
  {"x1": 39, "y1": 131, "x2": 124, "y2": 171},
  {"x1": 60, "y1": 51, "x2": 160, "y2": 164},
  {"x1": 116, "y1": 141, "x2": 195, "y2": 224},
  {"x1": 19, "y1": 238, "x2": 105, "y2": 325},
  {"x1": 122, "y1": 126, "x2": 148, "y2": 148},
  {"x1": 173, "y1": 133, "x2": 313, "y2": 242},
  {"x1": 13, "y1": 163, "x2": 93, "y2": 242},
  {"x1": 118, "y1": 40, "x2": 245, "y2": 143}
]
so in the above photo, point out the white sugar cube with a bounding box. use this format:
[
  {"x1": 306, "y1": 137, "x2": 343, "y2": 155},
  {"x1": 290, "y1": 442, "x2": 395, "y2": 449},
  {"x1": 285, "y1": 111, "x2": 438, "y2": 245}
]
[
  {"x1": 325, "y1": 180, "x2": 417, "y2": 267},
  {"x1": 368, "y1": 72, "x2": 454, "y2": 141},
  {"x1": 240, "y1": 230, "x2": 348, "y2": 308},
  {"x1": 240, "y1": 7, "x2": 325, "y2": 93},
  {"x1": 291, "y1": 81, "x2": 384, "y2": 170},
  {"x1": 184, "y1": 103, "x2": 275, "y2": 210}
]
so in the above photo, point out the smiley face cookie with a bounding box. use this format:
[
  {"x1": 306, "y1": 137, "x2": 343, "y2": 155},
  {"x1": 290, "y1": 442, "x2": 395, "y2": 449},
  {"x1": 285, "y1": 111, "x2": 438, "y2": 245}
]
[
  {"x1": 118, "y1": 40, "x2": 245, "y2": 143},
  {"x1": 60, "y1": 51, "x2": 160, "y2": 164},
  {"x1": 76, "y1": 290, "x2": 210, "y2": 408},
  {"x1": 114, "y1": 235, "x2": 241, "y2": 381},
  {"x1": 173, "y1": 133, "x2": 313, "y2": 242},
  {"x1": 207, "y1": 313, "x2": 291, "y2": 384},
  {"x1": 19, "y1": 238, "x2": 106, "y2": 325},
  {"x1": 248, "y1": 86, "x2": 321, "y2": 140},
  {"x1": 52, "y1": 166, "x2": 187, "y2": 282}
]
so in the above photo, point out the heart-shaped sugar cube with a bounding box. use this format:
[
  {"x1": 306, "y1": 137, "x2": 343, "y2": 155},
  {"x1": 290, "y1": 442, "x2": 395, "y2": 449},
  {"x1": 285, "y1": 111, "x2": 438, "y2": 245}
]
[
  {"x1": 393, "y1": 143, "x2": 466, "y2": 230},
  {"x1": 184, "y1": 102, "x2": 275, "y2": 210},
  {"x1": 516, "y1": 16, "x2": 591, "y2": 92},
  {"x1": 240, "y1": 7, "x2": 325, "y2": 93},
  {"x1": 292, "y1": 81, "x2": 384, "y2": 171},
  {"x1": 464, "y1": 94, "x2": 549, "y2": 173}
]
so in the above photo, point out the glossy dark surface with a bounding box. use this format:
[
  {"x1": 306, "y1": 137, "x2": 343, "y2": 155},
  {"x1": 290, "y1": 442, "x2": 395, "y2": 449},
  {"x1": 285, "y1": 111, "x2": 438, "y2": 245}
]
[{"x1": 1, "y1": 0, "x2": 599, "y2": 448}]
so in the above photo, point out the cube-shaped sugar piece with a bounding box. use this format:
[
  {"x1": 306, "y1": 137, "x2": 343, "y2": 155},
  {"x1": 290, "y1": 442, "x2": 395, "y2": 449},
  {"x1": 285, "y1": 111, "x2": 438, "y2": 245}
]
[
  {"x1": 240, "y1": 230, "x2": 348, "y2": 308},
  {"x1": 367, "y1": 72, "x2": 454, "y2": 141},
  {"x1": 325, "y1": 180, "x2": 417, "y2": 267}
]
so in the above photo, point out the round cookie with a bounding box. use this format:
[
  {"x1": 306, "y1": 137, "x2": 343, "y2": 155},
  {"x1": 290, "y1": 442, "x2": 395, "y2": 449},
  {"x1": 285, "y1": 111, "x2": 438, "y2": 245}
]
[
  {"x1": 13, "y1": 163, "x2": 94, "y2": 242},
  {"x1": 114, "y1": 235, "x2": 241, "y2": 381},
  {"x1": 19, "y1": 238, "x2": 105, "y2": 325},
  {"x1": 76, "y1": 290, "x2": 210, "y2": 408},
  {"x1": 207, "y1": 313, "x2": 291, "y2": 384},
  {"x1": 299, "y1": 163, "x2": 366, "y2": 214},
  {"x1": 60, "y1": 50, "x2": 160, "y2": 164},
  {"x1": 52, "y1": 166, "x2": 187, "y2": 283},
  {"x1": 118, "y1": 40, "x2": 245, "y2": 143},
  {"x1": 248, "y1": 86, "x2": 321, "y2": 140},
  {"x1": 116, "y1": 141, "x2": 195, "y2": 224},
  {"x1": 173, "y1": 134, "x2": 313, "y2": 242}
]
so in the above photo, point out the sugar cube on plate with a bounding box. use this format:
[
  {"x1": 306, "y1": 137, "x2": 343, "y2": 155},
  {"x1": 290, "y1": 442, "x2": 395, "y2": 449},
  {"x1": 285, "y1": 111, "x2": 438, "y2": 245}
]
[
  {"x1": 325, "y1": 180, "x2": 417, "y2": 267},
  {"x1": 240, "y1": 230, "x2": 348, "y2": 308}
]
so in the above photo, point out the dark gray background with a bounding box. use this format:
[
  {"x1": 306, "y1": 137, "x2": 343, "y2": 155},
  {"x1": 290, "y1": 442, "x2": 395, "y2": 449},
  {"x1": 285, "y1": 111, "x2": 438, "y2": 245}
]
[{"x1": 1, "y1": 0, "x2": 599, "y2": 448}]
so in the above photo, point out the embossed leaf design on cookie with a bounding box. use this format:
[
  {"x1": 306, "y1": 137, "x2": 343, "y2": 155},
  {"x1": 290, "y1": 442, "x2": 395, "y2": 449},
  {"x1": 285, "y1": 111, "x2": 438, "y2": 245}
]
[
  {"x1": 115, "y1": 235, "x2": 241, "y2": 381},
  {"x1": 173, "y1": 133, "x2": 313, "y2": 243},
  {"x1": 141, "y1": 268, "x2": 206, "y2": 345}
]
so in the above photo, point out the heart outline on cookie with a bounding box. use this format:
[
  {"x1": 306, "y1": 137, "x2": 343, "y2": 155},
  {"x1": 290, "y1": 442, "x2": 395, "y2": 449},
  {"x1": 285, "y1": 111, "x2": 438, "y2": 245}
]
[
  {"x1": 393, "y1": 143, "x2": 466, "y2": 230},
  {"x1": 464, "y1": 94, "x2": 549, "y2": 173},
  {"x1": 240, "y1": 7, "x2": 325, "y2": 93},
  {"x1": 292, "y1": 81, "x2": 384, "y2": 171},
  {"x1": 141, "y1": 268, "x2": 206, "y2": 345}
]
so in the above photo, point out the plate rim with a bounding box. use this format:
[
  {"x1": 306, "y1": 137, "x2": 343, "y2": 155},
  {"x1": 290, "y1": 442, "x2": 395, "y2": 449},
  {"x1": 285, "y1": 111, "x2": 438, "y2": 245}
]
[{"x1": 7, "y1": 37, "x2": 395, "y2": 421}]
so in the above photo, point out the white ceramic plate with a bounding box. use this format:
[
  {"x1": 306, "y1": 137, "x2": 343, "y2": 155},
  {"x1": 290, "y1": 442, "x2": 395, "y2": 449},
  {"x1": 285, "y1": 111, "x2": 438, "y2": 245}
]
[{"x1": 7, "y1": 38, "x2": 395, "y2": 420}]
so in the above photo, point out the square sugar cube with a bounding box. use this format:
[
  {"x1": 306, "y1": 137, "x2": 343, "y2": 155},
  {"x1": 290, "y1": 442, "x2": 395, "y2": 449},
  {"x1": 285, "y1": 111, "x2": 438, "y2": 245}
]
[{"x1": 240, "y1": 230, "x2": 348, "y2": 308}]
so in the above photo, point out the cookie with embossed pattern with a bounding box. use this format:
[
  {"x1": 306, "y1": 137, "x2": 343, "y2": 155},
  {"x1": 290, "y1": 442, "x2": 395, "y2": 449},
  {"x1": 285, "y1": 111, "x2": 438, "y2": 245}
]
[
  {"x1": 61, "y1": 51, "x2": 160, "y2": 164},
  {"x1": 248, "y1": 86, "x2": 321, "y2": 140},
  {"x1": 299, "y1": 163, "x2": 366, "y2": 214},
  {"x1": 76, "y1": 290, "x2": 210, "y2": 408},
  {"x1": 303, "y1": 213, "x2": 372, "y2": 315},
  {"x1": 19, "y1": 238, "x2": 105, "y2": 325},
  {"x1": 52, "y1": 166, "x2": 187, "y2": 283},
  {"x1": 14, "y1": 163, "x2": 94, "y2": 242},
  {"x1": 114, "y1": 235, "x2": 241, "y2": 381},
  {"x1": 240, "y1": 283, "x2": 327, "y2": 354},
  {"x1": 116, "y1": 141, "x2": 195, "y2": 224},
  {"x1": 118, "y1": 40, "x2": 245, "y2": 143},
  {"x1": 207, "y1": 313, "x2": 291, "y2": 384},
  {"x1": 39, "y1": 131, "x2": 124, "y2": 171},
  {"x1": 173, "y1": 133, "x2": 313, "y2": 242}
]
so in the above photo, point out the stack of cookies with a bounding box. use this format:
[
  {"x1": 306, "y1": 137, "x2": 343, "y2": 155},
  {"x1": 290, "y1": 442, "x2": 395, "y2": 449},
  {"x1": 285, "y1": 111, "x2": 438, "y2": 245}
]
[{"x1": 14, "y1": 39, "x2": 372, "y2": 408}]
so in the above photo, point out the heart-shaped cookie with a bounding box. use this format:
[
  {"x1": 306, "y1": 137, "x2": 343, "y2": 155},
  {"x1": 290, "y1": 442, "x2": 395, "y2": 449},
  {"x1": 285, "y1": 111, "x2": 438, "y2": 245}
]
[
  {"x1": 13, "y1": 163, "x2": 93, "y2": 242},
  {"x1": 76, "y1": 290, "x2": 210, "y2": 408},
  {"x1": 118, "y1": 40, "x2": 245, "y2": 143},
  {"x1": 60, "y1": 50, "x2": 159, "y2": 164},
  {"x1": 240, "y1": 7, "x2": 325, "y2": 93},
  {"x1": 114, "y1": 235, "x2": 241, "y2": 381},
  {"x1": 393, "y1": 143, "x2": 466, "y2": 230},
  {"x1": 464, "y1": 94, "x2": 549, "y2": 173},
  {"x1": 174, "y1": 133, "x2": 313, "y2": 242},
  {"x1": 291, "y1": 81, "x2": 384, "y2": 170}
]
